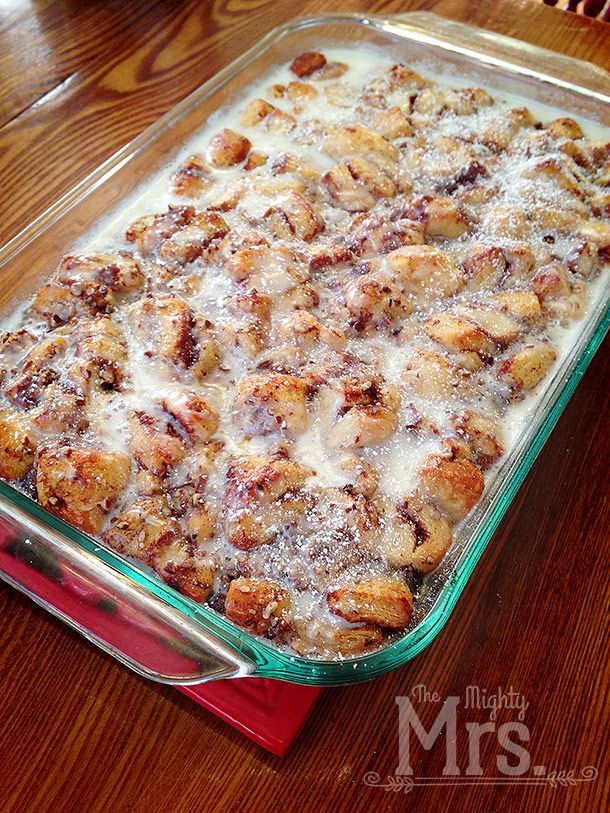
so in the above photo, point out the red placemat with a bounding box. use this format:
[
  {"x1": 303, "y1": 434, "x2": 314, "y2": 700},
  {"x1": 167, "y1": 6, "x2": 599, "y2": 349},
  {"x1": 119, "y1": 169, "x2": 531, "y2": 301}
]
[{"x1": 179, "y1": 679, "x2": 323, "y2": 756}]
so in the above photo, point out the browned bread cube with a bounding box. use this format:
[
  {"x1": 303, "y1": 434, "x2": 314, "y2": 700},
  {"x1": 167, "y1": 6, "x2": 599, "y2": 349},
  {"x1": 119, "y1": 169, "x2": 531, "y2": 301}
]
[
  {"x1": 206, "y1": 128, "x2": 251, "y2": 168},
  {"x1": 0, "y1": 408, "x2": 37, "y2": 480},
  {"x1": 37, "y1": 447, "x2": 131, "y2": 534},
  {"x1": 225, "y1": 578, "x2": 291, "y2": 635},
  {"x1": 290, "y1": 51, "x2": 326, "y2": 78},
  {"x1": 328, "y1": 577, "x2": 413, "y2": 629},
  {"x1": 419, "y1": 454, "x2": 484, "y2": 523}
]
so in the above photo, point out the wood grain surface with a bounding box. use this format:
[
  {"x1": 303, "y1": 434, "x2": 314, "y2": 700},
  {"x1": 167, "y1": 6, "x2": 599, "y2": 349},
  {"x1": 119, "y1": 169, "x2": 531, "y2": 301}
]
[{"x1": 0, "y1": 2, "x2": 608, "y2": 812}]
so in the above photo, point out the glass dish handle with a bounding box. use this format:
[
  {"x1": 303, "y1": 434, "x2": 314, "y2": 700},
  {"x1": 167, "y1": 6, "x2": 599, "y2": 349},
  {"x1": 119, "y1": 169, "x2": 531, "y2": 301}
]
[
  {"x1": 381, "y1": 11, "x2": 610, "y2": 95},
  {"x1": 0, "y1": 497, "x2": 254, "y2": 684}
]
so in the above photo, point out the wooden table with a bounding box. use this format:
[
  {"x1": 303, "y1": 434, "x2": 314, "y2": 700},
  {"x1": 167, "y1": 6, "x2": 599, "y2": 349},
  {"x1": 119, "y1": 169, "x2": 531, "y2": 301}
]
[{"x1": 0, "y1": 2, "x2": 608, "y2": 811}]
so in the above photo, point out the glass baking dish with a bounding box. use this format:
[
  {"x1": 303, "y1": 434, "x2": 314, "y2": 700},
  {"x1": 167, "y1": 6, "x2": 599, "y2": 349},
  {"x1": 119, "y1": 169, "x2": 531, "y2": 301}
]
[{"x1": 0, "y1": 12, "x2": 608, "y2": 686}]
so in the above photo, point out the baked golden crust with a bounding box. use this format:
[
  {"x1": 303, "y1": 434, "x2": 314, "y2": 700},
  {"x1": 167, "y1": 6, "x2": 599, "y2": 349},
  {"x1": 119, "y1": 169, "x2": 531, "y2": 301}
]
[
  {"x1": 327, "y1": 577, "x2": 413, "y2": 629},
  {"x1": 225, "y1": 578, "x2": 291, "y2": 636},
  {"x1": 37, "y1": 447, "x2": 131, "y2": 534},
  {"x1": 0, "y1": 408, "x2": 37, "y2": 480},
  {"x1": 0, "y1": 48, "x2": 608, "y2": 659}
]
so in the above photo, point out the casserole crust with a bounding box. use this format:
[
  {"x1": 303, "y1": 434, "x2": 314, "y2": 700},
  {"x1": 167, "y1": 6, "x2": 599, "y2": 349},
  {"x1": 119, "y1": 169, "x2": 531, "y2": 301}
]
[{"x1": 0, "y1": 49, "x2": 608, "y2": 658}]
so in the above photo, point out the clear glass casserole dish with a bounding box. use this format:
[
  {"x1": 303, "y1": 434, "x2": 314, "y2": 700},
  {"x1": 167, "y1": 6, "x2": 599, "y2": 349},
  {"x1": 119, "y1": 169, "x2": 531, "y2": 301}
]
[{"x1": 0, "y1": 11, "x2": 608, "y2": 686}]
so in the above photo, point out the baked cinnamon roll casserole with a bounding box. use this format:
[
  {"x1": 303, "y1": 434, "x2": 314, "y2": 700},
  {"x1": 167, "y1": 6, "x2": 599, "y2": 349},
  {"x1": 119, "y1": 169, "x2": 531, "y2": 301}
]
[{"x1": 1, "y1": 48, "x2": 608, "y2": 658}]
